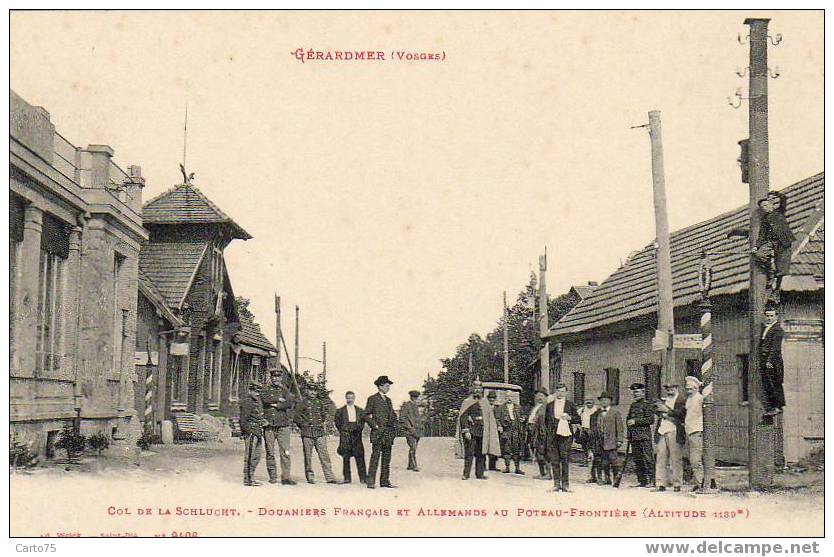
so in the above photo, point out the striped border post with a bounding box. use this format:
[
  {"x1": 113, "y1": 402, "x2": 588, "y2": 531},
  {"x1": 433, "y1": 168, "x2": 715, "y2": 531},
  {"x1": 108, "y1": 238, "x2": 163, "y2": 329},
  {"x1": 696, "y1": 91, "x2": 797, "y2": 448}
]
[
  {"x1": 144, "y1": 369, "x2": 154, "y2": 434},
  {"x1": 699, "y1": 253, "x2": 718, "y2": 491}
]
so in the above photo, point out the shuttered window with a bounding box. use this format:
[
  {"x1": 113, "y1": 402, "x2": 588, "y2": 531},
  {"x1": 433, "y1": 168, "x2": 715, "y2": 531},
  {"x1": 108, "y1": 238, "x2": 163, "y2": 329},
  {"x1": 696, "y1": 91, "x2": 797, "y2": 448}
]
[
  {"x1": 572, "y1": 372, "x2": 585, "y2": 404},
  {"x1": 605, "y1": 368, "x2": 620, "y2": 405},
  {"x1": 643, "y1": 363, "x2": 662, "y2": 401},
  {"x1": 41, "y1": 213, "x2": 70, "y2": 258}
]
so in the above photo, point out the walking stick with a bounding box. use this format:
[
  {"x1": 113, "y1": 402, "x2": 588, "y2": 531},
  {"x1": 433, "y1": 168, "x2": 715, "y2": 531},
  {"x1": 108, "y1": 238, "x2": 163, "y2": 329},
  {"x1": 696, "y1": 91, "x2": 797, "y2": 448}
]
[{"x1": 613, "y1": 440, "x2": 631, "y2": 488}]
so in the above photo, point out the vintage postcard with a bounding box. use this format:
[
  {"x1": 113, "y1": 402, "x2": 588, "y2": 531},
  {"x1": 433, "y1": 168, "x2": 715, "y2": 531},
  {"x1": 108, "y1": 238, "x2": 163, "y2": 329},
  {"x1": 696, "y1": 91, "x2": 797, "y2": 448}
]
[{"x1": 7, "y1": 9, "x2": 825, "y2": 540}]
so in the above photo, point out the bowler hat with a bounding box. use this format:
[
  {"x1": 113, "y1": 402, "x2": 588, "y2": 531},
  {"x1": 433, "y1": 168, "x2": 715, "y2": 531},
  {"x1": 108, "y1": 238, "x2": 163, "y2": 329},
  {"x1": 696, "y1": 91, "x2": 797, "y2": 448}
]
[
  {"x1": 374, "y1": 375, "x2": 394, "y2": 387},
  {"x1": 248, "y1": 381, "x2": 263, "y2": 391},
  {"x1": 486, "y1": 391, "x2": 497, "y2": 399},
  {"x1": 408, "y1": 390, "x2": 421, "y2": 397},
  {"x1": 629, "y1": 382, "x2": 646, "y2": 390},
  {"x1": 597, "y1": 391, "x2": 613, "y2": 401}
]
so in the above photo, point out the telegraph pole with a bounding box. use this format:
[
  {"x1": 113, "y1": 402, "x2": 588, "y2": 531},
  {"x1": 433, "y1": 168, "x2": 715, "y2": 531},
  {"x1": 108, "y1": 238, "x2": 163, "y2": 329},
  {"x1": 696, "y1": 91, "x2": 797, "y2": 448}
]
[
  {"x1": 538, "y1": 249, "x2": 550, "y2": 391},
  {"x1": 294, "y1": 305, "x2": 300, "y2": 377},
  {"x1": 744, "y1": 17, "x2": 776, "y2": 489},
  {"x1": 503, "y1": 291, "x2": 509, "y2": 383},
  {"x1": 322, "y1": 341, "x2": 327, "y2": 387},
  {"x1": 648, "y1": 111, "x2": 676, "y2": 384},
  {"x1": 274, "y1": 294, "x2": 281, "y2": 366}
]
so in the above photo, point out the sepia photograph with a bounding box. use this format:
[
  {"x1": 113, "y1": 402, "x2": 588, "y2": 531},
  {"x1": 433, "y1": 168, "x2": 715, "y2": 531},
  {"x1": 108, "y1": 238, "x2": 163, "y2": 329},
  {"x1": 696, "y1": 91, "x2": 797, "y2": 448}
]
[{"x1": 6, "y1": 7, "x2": 826, "y2": 543}]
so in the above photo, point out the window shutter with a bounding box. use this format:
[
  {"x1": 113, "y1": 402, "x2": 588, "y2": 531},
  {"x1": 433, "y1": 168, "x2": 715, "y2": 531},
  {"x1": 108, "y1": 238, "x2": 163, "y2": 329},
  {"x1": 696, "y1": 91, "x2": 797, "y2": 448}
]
[{"x1": 40, "y1": 213, "x2": 69, "y2": 258}]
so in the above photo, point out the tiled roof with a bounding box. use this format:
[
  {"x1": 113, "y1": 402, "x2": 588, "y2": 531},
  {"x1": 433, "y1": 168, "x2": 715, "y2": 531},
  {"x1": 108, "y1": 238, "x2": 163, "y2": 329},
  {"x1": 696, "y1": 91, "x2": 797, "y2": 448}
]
[
  {"x1": 548, "y1": 173, "x2": 824, "y2": 338},
  {"x1": 138, "y1": 268, "x2": 184, "y2": 327},
  {"x1": 142, "y1": 183, "x2": 252, "y2": 240},
  {"x1": 570, "y1": 285, "x2": 597, "y2": 300},
  {"x1": 236, "y1": 314, "x2": 277, "y2": 353},
  {"x1": 139, "y1": 242, "x2": 208, "y2": 309}
]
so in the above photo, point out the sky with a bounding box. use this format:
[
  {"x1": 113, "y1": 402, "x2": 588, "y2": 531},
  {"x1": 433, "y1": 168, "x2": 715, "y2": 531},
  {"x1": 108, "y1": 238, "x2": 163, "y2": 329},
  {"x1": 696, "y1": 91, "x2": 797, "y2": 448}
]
[{"x1": 10, "y1": 10, "x2": 823, "y2": 404}]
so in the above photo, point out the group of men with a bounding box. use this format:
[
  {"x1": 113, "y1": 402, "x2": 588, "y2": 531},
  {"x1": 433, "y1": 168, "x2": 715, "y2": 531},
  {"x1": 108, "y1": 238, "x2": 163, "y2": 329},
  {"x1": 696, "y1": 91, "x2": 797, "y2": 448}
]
[
  {"x1": 460, "y1": 377, "x2": 711, "y2": 493},
  {"x1": 241, "y1": 371, "x2": 424, "y2": 489}
]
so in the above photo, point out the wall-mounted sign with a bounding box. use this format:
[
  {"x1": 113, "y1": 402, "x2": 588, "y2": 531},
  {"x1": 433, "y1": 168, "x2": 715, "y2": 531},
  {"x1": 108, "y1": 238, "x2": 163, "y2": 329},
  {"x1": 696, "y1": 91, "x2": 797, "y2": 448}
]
[{"x1": 170, "y1": 342, "x2": 190, "y2": 356}]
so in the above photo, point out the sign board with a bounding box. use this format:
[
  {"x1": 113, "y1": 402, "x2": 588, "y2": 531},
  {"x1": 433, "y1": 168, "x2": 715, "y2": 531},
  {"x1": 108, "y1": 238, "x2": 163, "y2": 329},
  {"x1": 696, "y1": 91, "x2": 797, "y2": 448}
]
[
  {"x1": 170, "y1": 342, "x2": 190, "y2": 356},
  {"x1": 133, "y1": 351, "x2": 159, "y2": 366},
  {"x1": 673, "y1": 334, "x2": 703, "y2": 350}
]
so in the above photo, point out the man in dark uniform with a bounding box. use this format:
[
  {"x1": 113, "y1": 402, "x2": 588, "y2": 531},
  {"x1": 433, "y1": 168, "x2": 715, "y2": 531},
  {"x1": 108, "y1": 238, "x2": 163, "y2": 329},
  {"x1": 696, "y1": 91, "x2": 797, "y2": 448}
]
[
  {"x1": 294, "y1": 385, "x2": 339, "y2": 484},
  {"x1": 485, "y1": 391, "x2": 501, "y2": 471},
  {"x1": 261, "y1": 367, "x2": 298, "y2": 485},
  {"x1": 760, "y1": 303, "x2": 786, "y2": 417},
  {"x1": 626, "y1": 382, "x2": 656, "y2": 487},
  {"x1": 495, "y1": 395, "x2": 525, "y2": 475},
  {"x1": 364, "y1": 375, "x2": 398, "y2": 489},
  {"x1": 399, "y1": 390, "x2": 424, "y2": 472},
  {"x1": 335, "y1": 390, "x2": 367, "y2": 484},
  {"x1": 460, "y1": 383, "x2": 489, "y2": 480},
  {"x1": 241, "y1": 381, "x2": 268, "y2": 486}
]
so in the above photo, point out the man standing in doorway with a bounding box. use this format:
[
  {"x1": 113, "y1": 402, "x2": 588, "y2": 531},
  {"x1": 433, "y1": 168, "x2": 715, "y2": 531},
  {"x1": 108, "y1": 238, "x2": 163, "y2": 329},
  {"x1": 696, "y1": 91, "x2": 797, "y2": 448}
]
[
  {"x1": 543, "y1": 383, "x2": 580, "y2": 492},
  {"x1": 364, "y1": 375, "x2": 398, "y2": 489},
  {"x1": 626, "y1": 382, "x2": 656, "y2": 488},
  {"x1": 261, "y1": 366, "x2": 298, "y2": 485},
  {"x1": 400, "y1": 390, "x2": 424, "y2": 472}
]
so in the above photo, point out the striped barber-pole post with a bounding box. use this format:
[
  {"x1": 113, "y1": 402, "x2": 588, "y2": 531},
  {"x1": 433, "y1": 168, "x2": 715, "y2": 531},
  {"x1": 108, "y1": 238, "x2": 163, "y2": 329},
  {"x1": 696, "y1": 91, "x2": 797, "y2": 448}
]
[
  {"x1": 699, "y1": 253, "x2": 718, "y2": 491},
  {"x1": 144, "y1": 368, "x2": 154, "y2": 433}
]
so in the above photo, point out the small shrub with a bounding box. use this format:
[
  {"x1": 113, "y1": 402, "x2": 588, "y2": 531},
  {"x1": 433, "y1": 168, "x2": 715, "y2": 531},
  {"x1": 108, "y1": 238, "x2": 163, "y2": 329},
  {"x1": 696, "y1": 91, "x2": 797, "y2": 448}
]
[
  {"x1": 10, "y1": 432, "x2": 39, "y2": 469},
  {"x1": 136, "y1": 431, "x2": 160, "y2": 451},
  {"x1": 88, "y1": 432, "x2": 110, "y2": 456},
  {"x1": 55, "y1": 424, "x2": 86, "y2": 461}
]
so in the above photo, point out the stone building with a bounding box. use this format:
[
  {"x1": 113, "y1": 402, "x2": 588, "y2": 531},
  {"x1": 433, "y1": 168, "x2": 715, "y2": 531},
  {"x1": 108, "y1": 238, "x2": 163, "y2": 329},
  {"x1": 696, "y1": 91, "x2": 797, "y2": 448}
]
[
  {"x1": 10, "y1": 90, "x2": 147, "y2": 455},
  {"x1": 545, "y1": 173, "x2": 824, "y2": 464}
]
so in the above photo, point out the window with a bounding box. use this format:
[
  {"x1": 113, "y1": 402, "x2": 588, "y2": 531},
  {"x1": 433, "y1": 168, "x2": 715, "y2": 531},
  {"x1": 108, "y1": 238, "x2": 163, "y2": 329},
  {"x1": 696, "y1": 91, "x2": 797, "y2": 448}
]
[
  {"x1": 204, "y1": 338, "x2": 222, "y2": 406},
  {"x1": 572, "y1": 372, "x2": 585, "y2": 404},
  {"x1": 229, "y1": 351, "x2": 240, "y2": 402},
  {"x1": 737, "y1": 354, "x2": 749, "y2": 403},
  {"x1": 605, "y1": 368, "x2": 620, "y2": 405},
  {"x1": 251, "y1": 356, "x2": 262, "y2": 384},
  {"x1": 112, "y1": 254, "x2": 125, "y2": 373},
  {"x1": 643, "y1": 363, "x2": 662, "y2": 401},
  {"x1": 212, "y1": 248, "x2": 223, "y2": 291},
  {"x1": 36, "y1": 249, "x2": 64, "y2": 373},
  {"x1": 686, "y1": 359, "x2": 701, "y2": 380},
  {"x1": 171, "y1": 356, "x2": 186, "y2": 404}
]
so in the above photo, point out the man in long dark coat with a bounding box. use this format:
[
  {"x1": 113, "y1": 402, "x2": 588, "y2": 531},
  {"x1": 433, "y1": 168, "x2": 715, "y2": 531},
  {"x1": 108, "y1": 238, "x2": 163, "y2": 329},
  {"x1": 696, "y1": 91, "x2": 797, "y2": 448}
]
[
  {"x1": 241, "y1": 381, "x2": 268, "y2": 486},
  {"x1": 364, "y1": 375, "x2": 398, "y2": 488},
  {"x1": 760, "y1": 303, "x2": 786, "y2": 416},
  {"x1": 459, "y1": 381, "x2": 499, "y2": 480},
  {"x1": 526, "y1": 389, "x2": 550, "y2": 480},
  {"x1": 335, "y1": 390, "x2": 367, "y2": 484}
]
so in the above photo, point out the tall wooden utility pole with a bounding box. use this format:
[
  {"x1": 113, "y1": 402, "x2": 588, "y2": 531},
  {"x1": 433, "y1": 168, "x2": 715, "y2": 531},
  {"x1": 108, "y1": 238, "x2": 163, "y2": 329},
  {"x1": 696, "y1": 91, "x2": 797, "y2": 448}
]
[
  {"x1": 294, "y1": 305, "x2": 300, "y2": 377},
  {"x1": 502, "y1": 291, "x2": 509, "y2": 383},
  {"x1": 274, "y1": 294, "x2": 281, "y2": 366},
  {"x1": 648, "y1": 111, "x2": 676, "y2": 385},
  {"x1": 538, "y1": 249, "x2": 550, "y2": 390},
  {"x1": 322, "y1": 341, "x2": 327, "y2": 386},
  {"x1": 744, "y1": 17, "x2": 776, "y2": 489}
]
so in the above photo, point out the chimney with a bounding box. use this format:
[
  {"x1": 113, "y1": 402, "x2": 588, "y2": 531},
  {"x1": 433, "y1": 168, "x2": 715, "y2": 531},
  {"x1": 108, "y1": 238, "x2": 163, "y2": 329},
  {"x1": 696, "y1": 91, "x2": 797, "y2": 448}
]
[
  {"x1": 123, "y1": 165, "x2": 145, "y2": 213},
  {"x1": 588, "y1": 281, "x2": 599, "y2": 287},
  {"x1": 83, "y1": 144, "x2": 115, "y2": 188}
]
